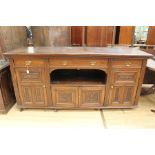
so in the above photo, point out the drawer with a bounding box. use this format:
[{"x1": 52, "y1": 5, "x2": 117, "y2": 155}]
[
  {"x1": 14, "y1": 59, "x2": 45, "y2": 67},
  {"x1": 111, "y1": 68, "x2": 141, "y2": 85},
  {"x1": 15, "y1": 68, "x2": 45, "y2": 83},
  {"x1": 52, "y1": 86, "x2": 78, "y2": 108},
  {"x1": 111, "y1": 60, "x2": 142, "y2": 68},
  {"x1": 49, "y1": 58, "x2": 108, "y2": 68}
]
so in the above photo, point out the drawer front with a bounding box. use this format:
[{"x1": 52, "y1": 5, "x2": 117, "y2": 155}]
[
  {"x1": 111, "y1": 68, "x2": 140, "y2": 85},
  {"x1": 52, "y1": 86, "x2": 78, "y2": 108},
  {"x1": 111, "y1": 59, "x2": 142, "y2": 68},
  {"x1": 79, "y1": 86, "x2": 105, "y2": 107},
  {"x1": 15, "y1": 68, "x2": 45, "y2": 83},
  {"x1": 50, "y1": 58, "x2": 108, "y2": 68},
  {"x1": 14, "y1": 59, "x2": 45, "y2": 67}
]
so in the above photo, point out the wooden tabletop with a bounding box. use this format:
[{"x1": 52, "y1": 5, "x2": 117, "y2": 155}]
[{"x1": 4, "y1": 46, "x2": 153, "y2": 58}]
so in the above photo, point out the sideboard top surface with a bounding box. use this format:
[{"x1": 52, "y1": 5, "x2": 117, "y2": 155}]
[{"x1": 4, "y1": 46, "x2": 153, "y2": 58}]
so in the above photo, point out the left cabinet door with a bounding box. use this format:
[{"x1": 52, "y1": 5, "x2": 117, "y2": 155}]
[{"x1": 20, "y1": 84, "x2": 47, "y2": 107}]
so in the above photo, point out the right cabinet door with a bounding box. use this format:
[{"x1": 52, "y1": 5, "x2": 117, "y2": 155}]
[
  {"x1": 108, "y1": 68, "x2": 141, "y2": 106},
  {"x1": 79, "y1": 86, "x2": 105, "y2": 108}
]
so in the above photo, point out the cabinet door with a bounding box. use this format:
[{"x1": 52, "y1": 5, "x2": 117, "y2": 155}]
[
  {"x1": 79, "y1": 86, "x2": 105, "y2": 107},
  {"x1": 109, "y1": 85, "x2": 136, "y2": 106},
  {"x1": 108, "y1": 68, "x2": 140, "y2": 106},
  {"x1": 52, "y1": 86, "x2": 78, "y2": 108},
  {"x1": 20, "y1": 84, "x2": 47, "y2": 107}
]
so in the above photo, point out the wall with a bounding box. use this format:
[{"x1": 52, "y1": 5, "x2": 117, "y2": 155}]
[
  {"x1": 0, "y1": 26, "x2": 27, "y2": 55},
  {"x1": 32, "y1": 26, "x2": 71, "y2": 46}
]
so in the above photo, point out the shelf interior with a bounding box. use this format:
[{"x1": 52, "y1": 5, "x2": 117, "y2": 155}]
[{"x1": 50, "y1": 69, "x2": 107, "y2": 85}]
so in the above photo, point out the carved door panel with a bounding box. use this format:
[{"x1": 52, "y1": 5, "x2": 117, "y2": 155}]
[
  {"x1": 52, "y1": 86, "x2": 78, "y2": 108},
  {"x1": 109, "y1": 85, "x2": 136, "y2": 106},
  {"x1": 79, "y1": 86, "x2": 105, "y2": 107},
  {"x1": 20, "y1": 84, "x2": 47, "y2": 106}
]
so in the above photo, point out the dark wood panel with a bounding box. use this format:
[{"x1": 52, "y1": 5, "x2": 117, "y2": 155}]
[
  {"x1": 86, "y1": 26, "x2": 107, "y2": 47},
  {"x1": 119, "y1": 26, "x2": 134, "y2": 45},
  {"x1": 32, "y1": 26, "x2": 71, "y2": 46},
  {"x1": 71, "y1": 26, "x2": 84, "y2": 46},
  {"x1": 0, "y1": 66, "x2": 16, "y2": 114},
  {"x1": 106, "y1": 26, "x2": 114, "y2": 45},
  {"x1": 85, "y1": 26, "x2": 114, "y2": 47},
  {"x1": 146, "y1": 26, "x2": 155, "y2": 45}
]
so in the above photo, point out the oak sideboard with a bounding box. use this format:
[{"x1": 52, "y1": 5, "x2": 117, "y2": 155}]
[{"x1": 4, "y1": 47, "x2": 152, "y2": 111}]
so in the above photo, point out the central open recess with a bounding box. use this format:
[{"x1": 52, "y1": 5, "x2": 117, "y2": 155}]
[{"x1": 50, "y1": 69, "x2": 107, "y2": 85}]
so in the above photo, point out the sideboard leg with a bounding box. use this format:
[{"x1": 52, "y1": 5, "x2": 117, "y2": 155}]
[
  {"x1": 54, "y1": 109, "x2": 57, "y2": 112},
  {"x1": 20, "y1": 108, "x2": 24, "y2": 112}
]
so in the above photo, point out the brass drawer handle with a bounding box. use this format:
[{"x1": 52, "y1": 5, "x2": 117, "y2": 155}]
[
  {"x1": 90, "y1": 61, "x2": 96, "y2": 66},
  {"x1": 62, "y1": 60, "x2": 68, "y2": 65},
  {"x1": 25, "y1": 61, "x2": 31, "y2": 74},
  {"x1": 125, "y1": 62, "x2": 132, "y2": 67},
  {"x1": 25, "y1": 61, "x2": 32, "y2": 66}
]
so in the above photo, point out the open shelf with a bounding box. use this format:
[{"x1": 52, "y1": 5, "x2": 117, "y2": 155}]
[{"x1": 50, "y1": 69, "x2": 107, "y2": 85}]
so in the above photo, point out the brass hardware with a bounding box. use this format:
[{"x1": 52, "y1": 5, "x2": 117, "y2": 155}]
[
  {"x1": 25, "y1": 61, "x2": 31, "y2": 74},
  {"x1": 62, "y1": 60, "x2": 68, "y2": 65},
  {"x1": 25, "y1": 61, "x2": 32, "y2": 66},
  {"x1": 90, "y1": 61, "x2": 96, "y2": 66},
  {"x1": 111, "y1": 85, "x2": 114, "y2": 89},
  {"x1": 125, "y1": 62, "x2": 132, "y2": 67},
  {"x1": 26, "y1": 69, "x2": 30, "y2": 74},
  {"x1": 43, "y1": 85, "x2": 46, "y2": 88}
]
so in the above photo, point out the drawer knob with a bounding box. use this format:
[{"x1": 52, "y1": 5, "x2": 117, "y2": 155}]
[
  {"x1": 111, "y1": 85, "x2": 114, "y2": 89},
  {"x1": 90, "y1": 61, "x2": 96, "y2": 66},
  {"x1": 62, "y1": 61, "x2": 68, "y2": 65},
  {"x1": 25, "y1": 61, "x2": 32, "y2": 66},
  {"x1": 43, "y1": 85, "x2": 46, "y2": 88},
  {"x1": 125, "y1": 62, "x2": 132, "y2": 67}
]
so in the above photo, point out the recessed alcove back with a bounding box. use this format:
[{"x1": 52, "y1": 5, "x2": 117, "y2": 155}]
[{"x1": 50, "y1": 69, "x2": 107, "y2": 85}]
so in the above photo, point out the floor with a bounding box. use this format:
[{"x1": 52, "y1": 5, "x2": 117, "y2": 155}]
[{"x1": 0, "y1": 94, "x2": 155, "y2": 129}]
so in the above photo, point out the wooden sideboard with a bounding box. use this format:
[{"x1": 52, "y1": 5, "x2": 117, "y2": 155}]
[{"x1": 4, "y1": 47, "x2": 152, "y2": 110}]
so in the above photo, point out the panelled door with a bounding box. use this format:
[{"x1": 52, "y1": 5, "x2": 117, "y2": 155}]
[
  {"x1": 108, "y1": 68, "x2": 141, "y2": 106},
  {"x1": 15, "y1": 67, "x2": 47, "y2": 107}
]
